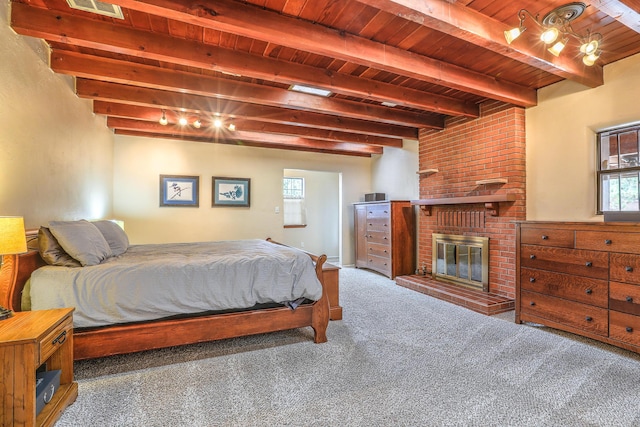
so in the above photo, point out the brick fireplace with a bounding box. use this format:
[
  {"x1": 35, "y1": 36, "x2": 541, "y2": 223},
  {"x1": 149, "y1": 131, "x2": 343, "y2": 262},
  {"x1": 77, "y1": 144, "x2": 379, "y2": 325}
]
[{"x1": 396, "y1": 101, "x2": 526, "y2": 315}]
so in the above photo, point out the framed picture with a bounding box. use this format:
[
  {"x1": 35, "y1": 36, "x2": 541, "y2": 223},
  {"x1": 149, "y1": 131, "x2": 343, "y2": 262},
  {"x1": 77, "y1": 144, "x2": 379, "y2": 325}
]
[
  {"x1": 159, "y1": 175, "x2": 199, "y2": 207},
  {"x1": 212, "y1": 177, "x2": 251, "y2": 207}
]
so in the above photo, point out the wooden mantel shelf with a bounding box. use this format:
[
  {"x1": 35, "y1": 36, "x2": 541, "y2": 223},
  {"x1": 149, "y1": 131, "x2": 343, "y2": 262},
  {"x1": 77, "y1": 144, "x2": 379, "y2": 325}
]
[{"x1": 411, "y1": 193, "x2": 516, "y2": 216}]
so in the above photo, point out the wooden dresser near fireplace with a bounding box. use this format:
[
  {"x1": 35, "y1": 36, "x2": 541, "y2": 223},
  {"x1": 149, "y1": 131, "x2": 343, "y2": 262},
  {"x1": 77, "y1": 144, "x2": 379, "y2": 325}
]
[
  {"x1": 354, "y1": 200, "x2": 415, "y2": 279},
  {"x1": 516, "y1": 221, "x2": 640, "y2": 354}
]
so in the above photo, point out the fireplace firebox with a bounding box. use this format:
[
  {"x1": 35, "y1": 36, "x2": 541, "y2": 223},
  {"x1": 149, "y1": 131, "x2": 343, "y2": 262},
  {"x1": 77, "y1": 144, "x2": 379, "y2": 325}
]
[{"x1": 432, "y1": 234, "x2": 489, "y2": 292}]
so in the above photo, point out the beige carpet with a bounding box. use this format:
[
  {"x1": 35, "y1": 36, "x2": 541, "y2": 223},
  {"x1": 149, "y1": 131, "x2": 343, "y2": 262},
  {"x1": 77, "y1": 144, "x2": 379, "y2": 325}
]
[{"x1": 57, "y1": 267, "x2": 640, "y2": 426}]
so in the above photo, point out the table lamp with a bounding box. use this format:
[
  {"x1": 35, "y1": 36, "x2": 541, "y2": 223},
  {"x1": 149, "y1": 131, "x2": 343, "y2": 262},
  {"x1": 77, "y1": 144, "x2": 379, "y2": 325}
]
[{"x1": 0, "y1": 216, "x2": 27, "y2": 320}]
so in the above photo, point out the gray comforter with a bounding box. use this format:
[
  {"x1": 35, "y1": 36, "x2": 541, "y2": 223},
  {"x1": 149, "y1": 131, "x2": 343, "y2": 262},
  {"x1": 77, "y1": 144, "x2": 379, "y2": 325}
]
[{"x1": 30, "y1": 239, "x2": 323, "y2": 328}]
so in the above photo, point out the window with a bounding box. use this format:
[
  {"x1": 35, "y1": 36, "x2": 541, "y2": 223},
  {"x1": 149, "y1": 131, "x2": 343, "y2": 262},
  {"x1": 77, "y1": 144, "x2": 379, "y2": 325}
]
[
  {"x1": 283, "y1": 177, "x2": 306, "y2": 226},
  {"x1": 598, "y1": 124, "x2": 640, "y2": 213}
]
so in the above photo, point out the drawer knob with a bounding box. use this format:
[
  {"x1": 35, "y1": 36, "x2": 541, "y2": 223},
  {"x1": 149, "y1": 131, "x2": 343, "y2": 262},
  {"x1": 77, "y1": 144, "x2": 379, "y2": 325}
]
[
  {"x1": 585, "y1": 261, "x2": 593, "y2": 267},
  {"x1": 530, "y1": 254, "x2": 536, "y2": 260},
  {"x1": 529, "y1": 277, "x2": 536, "y2": 283},
  {"x1": 529, "y1": 301, "x2": 536, "y2": 306},
  {"x1": 626, "y1": 327, "x2": 634, "y2": 333},
  {"x1": 585, "y1": 288, "x2": 593, "y2": 294},
  {"x1": 605, "y1": 239, "x2": 612, "y2": 245},
  {"x1": 626, "y1": 266, "x2": 634, "y2": 272},
  {"x1": 626, "y1": 296, "x2": 633, "y2": 303},
  {"x1": 541, "y1": 235, "x2": 548, "y2": 240},
  {"x1": 585, "y1": 316, "x2": 593, "y2": 322}
]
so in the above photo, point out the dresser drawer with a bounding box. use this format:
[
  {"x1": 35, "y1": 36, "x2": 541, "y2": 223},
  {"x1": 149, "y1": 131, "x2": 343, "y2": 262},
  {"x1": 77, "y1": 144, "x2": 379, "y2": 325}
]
[
  {"x1": 520, "y1": 290, "x2": 608, "y2": 336},
  {"x1": 576, "y1": 230, "x2": 640, "y2": 254},
  {"x1": 609, "y1": 310, "x2": 640, "y2": 347},
  {"x1": 520, "y1": 227, "x2": 574, "y2": 248},
  {"x1": 610, "y1": 253, "x2": 640, "y2": 284},
  {"x1": 365, "y1": 204, "x2": 390, "y2": 219},
  {"x1": 520, "y1": 245, "x2": 609, "y2": 279},
  {"x1": 367, "y1": 242, "x2": 391, "y2": 259},
  {"x1": 39, "y1": 315, "x2": 73, "y2": 365},
  {"x1": 609, "y1": 281, "x2": 640, "y2": 316},
  {"x1": 520, "y1": 268, "x2": 608, "y2": 308},
  {"x1": 367, "y1": 256, "x2": 391, "y2": 276},
  {"x1": 366, "y1": 216, "x2": 390, "y2": 231},
  {"x1": 366, "y1": 230, "x2": 390, "y2": 245}
]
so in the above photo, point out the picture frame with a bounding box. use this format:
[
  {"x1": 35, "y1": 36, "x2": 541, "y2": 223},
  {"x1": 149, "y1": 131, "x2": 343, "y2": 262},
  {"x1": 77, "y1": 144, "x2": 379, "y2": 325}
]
[
  {"x1": 212, "y1": 177, "x2": 251, "y2": 207},
  {"x1": 159, "y1": 175, "x2": 199, "y2": 207}
]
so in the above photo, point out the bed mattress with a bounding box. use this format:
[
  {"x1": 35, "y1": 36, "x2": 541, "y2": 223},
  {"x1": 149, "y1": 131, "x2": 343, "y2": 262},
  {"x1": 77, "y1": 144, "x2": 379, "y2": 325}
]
[{"x1": 29, "y1": 239, "x2": 323, "y2": 328}]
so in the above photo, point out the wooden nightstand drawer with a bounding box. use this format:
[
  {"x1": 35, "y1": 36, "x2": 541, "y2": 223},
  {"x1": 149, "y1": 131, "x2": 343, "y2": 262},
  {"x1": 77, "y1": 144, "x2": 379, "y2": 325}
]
[
  {"x1": 520, "y1": 245, "x2": 609, "y2": 279},
  {"x1": 40, "y1": 315, "x2": 73, "y2": 365},
  {"x1": 520, "y1": 290, "x2": 608, "y2": 336},
  {"x1": 576, "y1": 231, "x2": 640, "y2": 254},
  {"x1": 367, "y1": 256, "x2": 391, "y2": 275},
  {"x1": 520, "y1": 227, "x2": 574, "y2": 248},
  {"x1": 520, "y1": 268, "x2": 608, "y2": 308},
  {"x1": 609, "y1": 310, "x2": 640, "y2": 346}
]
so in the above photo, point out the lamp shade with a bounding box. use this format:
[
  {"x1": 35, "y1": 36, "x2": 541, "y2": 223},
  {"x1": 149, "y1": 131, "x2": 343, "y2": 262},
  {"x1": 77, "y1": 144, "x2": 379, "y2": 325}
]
[{"x1": 0, "y1": 216, "x2": 27, "y2": 255}]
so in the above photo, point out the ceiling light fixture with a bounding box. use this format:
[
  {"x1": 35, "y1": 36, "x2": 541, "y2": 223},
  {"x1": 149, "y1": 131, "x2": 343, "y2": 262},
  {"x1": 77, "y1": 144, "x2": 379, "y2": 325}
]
[
  {"x1": 193, "y1": 119, "x2": 202, "y2": 129},
  {"x1": 213, "y1": 118, "x2": 223, "y2": 128},
  {"x1": 504, "y1": 2, "x2": 603, "y2": 66},
  {"x1": 159, "y1": 110, "x2": 168, "y2": 126},
  {"x1": 289, "y1": 84, "x2": 332, "y2": 97},
  {"x1": 228, "y1": 123, "x2": 236, "y2": 132},
  {"x1": 178, "y1": 117, "x2": 188, "y2": 126}
]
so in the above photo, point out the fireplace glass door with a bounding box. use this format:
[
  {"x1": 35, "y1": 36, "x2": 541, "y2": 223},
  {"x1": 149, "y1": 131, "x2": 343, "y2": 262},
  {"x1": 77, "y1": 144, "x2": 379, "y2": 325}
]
[{"x1": 433, "y1": 234, "x2": 489, "y2": 291}]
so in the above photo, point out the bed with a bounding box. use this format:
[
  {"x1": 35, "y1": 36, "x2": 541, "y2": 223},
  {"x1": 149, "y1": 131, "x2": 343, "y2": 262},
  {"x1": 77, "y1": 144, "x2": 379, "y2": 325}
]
[{"x1": 0, "y1": 221, "x2": 330, "y2": 360}]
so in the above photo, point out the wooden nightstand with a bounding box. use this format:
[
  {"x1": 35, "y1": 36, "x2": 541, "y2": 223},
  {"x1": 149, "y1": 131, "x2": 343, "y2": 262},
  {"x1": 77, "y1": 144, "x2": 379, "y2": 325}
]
[{"x1": 0, "y1": 308, "x2": 78, "y2": 427}]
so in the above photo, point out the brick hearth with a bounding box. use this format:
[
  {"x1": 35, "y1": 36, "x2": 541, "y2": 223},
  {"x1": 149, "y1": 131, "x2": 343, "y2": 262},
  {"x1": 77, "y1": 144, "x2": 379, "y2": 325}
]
[{"x1": 395, "y1": 275, "x2": 514, "y2": 316}]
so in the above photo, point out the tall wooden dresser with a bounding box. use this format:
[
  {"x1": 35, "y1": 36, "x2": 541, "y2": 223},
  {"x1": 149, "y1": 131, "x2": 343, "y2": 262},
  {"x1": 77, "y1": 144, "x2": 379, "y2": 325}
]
[
  {"x1": 354, "y1": 200, "x2": 415, "y2": 279},
  {"x1": 516, "y1": 221, "x2": 640, "y2": 354}
]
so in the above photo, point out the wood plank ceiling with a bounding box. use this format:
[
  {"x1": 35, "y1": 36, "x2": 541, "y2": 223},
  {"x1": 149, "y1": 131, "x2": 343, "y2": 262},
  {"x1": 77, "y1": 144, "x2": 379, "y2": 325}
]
[{"x1": 10, "y1": 0, "x2": 640, "y2": 156}]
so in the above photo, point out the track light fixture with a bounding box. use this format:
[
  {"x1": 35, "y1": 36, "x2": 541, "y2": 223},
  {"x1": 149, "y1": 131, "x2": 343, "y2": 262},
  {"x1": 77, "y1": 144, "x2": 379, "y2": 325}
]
[
  {"x1": 159, "y1": 110, "x2": 168, "y2": 126},
  {"x1": 157, "y1": 110, "x2": 238, "y2": 131},
  {"x1": 504, "y1": 2, "x2": 602, "y2": 66}
]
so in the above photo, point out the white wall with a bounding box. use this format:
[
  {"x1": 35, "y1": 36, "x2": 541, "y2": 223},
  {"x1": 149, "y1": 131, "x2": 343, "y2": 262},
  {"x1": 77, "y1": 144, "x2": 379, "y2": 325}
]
[
  {"x1": 371, "y1": 139, "x2": 420, "y2": 201},
  {"x1": 0, "y1": 2, "x2": 114, "y2": 227},
  {"x1": 526, "y1": 53, "x2": 640, "y2": 221},
  {"x1": 112, "y1": 135, "x2": 371, "y2": 264}
]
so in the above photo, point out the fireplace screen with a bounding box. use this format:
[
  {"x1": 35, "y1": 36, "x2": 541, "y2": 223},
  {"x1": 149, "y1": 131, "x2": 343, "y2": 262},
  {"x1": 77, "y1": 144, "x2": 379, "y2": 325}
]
[{"x1": 432, "y1": 234, "x2": 489, "y2": 291}]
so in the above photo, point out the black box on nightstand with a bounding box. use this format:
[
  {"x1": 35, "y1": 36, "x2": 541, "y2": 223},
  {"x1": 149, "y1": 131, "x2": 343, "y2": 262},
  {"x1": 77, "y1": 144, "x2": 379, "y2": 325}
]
[{"x1": 36, "y1": 370, "x2": 61, "y2": 416}]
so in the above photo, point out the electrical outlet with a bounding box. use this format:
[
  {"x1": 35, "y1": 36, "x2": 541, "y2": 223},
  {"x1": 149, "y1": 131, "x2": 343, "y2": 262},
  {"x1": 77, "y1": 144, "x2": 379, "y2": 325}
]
[
  {"x1": 300, "y1": 242, "x2": 305, "y2": 248},
  {"x1": 275, "y1": 206, "x2": 280, "y2": 213}
]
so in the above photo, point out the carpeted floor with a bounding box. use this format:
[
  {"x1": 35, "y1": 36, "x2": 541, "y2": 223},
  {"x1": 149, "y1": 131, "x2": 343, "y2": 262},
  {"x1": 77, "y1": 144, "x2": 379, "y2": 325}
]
[{"x1": 57, "y1": 267, "x2": 640, "y2": 427}]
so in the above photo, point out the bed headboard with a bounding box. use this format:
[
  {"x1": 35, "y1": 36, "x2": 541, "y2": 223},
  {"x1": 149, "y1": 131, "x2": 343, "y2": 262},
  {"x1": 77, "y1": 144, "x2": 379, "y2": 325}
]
[{"x1": 0, "y1": 229, "x2": 45, "y2": 312}]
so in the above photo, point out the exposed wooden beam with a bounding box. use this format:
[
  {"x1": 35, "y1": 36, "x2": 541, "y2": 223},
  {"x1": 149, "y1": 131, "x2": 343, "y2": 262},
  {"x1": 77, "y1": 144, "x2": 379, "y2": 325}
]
[
  {"x1": 10, "y1": 3, "x2": 476, "y2": 118},
  {"x1": 49, "y1": 50, "x2": 442, "y2": 129},
  {"x1": 592, "y1": 0, "x2": 640, "y2": 33},
  {"x1": 94, "y1": 101, "x2": 402, "y2": 146},
  {"x1": 111, "y1": 122, "x2": 382, "y2": 156},
  {"x1": 355, "y1": 0, "x2": 604, "y2": 88},
  {"x1": 105, "y1": 0, "x2": 537, "y2": 106}
]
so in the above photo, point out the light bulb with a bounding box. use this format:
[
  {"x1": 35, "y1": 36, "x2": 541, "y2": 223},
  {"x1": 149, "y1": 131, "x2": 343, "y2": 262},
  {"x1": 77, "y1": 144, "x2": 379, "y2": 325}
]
[
  {"x1": 504, "y1": 27, "x2": 524, "y2": 44},
  {"x1": 159, "y1": 110, "x2": 168, "y2": 126},
  {"x1": 547, "y1": 38, "x2": 568, "y2": 57},
  {"x1": 213, "y1": 118, "x2": 223, "y2": 128},
  {"x1": 193, "y1": 119, "x2": 202, "y2": 129},
  {"x1": 228, "y1": 123, "x2": 236, "y2": 131},
  {"x1": 540, "y1": 27, "x2": 559, "y2": 44},
  {"x1": 178, "y1": 117, "x2": 188, "y2": 126},
  {"x1": 580, "y1": 40, "x2": 599, "y2": 55}
]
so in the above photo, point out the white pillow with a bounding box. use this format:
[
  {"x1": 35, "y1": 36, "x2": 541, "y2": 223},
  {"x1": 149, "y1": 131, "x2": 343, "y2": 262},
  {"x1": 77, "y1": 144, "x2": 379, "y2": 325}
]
[
  {"x1": 92, "y1": 220, "x2": 129, "y2": 256},
  {"x1": 48, "y1": 220, "x2": 112, "y2": 266}
]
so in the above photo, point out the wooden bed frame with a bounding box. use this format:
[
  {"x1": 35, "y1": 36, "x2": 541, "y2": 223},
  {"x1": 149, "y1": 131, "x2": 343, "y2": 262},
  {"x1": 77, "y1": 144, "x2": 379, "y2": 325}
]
[{"x1": 0, "y1": 232, "x2": 330, "y2": 360}]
